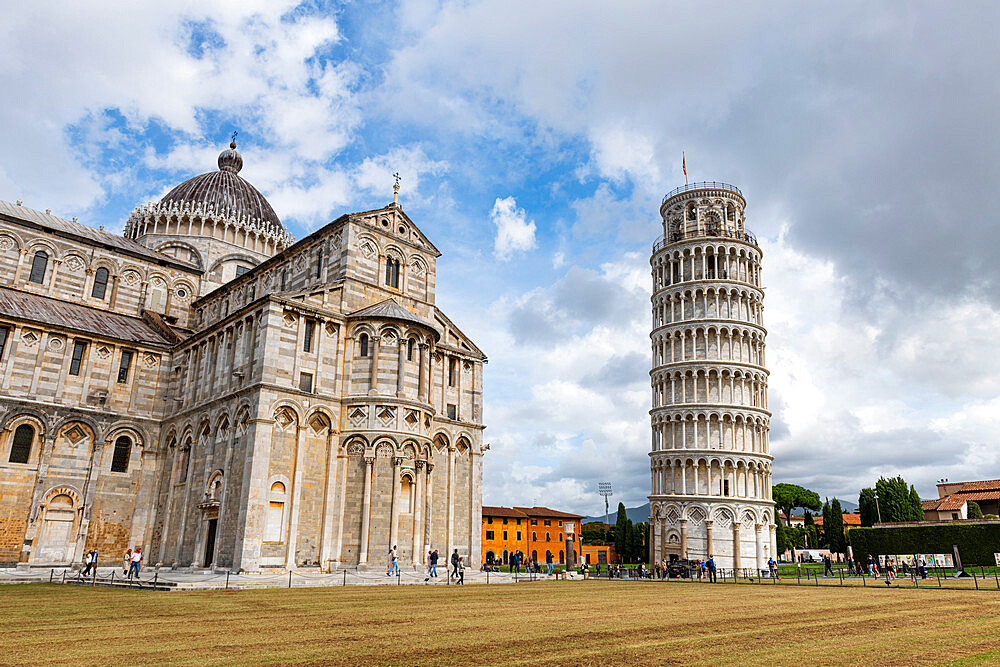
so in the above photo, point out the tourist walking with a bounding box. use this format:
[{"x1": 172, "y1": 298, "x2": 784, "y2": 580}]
[
  {"x1": 122, "y1": 550, "x2": 131, "y2": 575},
  {"x1": 767, "y1": 557, "x2": 777, "y2": 579},
  {"x1": 824, "y1": 555, "x2": 833, "y2": 577},
  {"x1": 546, "y1": 551, "x2": 554, "y2": 576},
  {"x1": 456, "y1": 556, "x2": 465, "y2": 584},
  {"x1": 706, "y1": 556, "x2": 717, "y2": 583},
  {"x1": 386, "y1": 545, "x2": 399, "y2": 577},
  {"x1": 127, "y1": 547, "x2": 142, "y2": 580},
  {"x1": 82, "y1": 550, "x2": 96, "y2": 577},
  {"x1": 451, "y1": 549, "x2": 460, "y2": 578},
  {"x1": 430, "y1": 549, "x2": 439, "y2": 578}
]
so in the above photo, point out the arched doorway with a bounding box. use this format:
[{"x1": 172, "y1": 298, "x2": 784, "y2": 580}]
[
  {"x1": 36, "y1": 494, "x2": 76, "y2": 563},
  {"x1": 485, "y1": 550, "x2": 496, "y2": 565}
]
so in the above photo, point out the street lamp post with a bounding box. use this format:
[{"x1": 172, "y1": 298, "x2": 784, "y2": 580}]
[{"x1": 874, "y1": 492, "x2": 883, "y2": 524}]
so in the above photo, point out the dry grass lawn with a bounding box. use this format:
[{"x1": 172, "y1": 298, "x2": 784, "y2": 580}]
[{"x1": 3, "y1": 581, "x2": 1000, "y2": 665}]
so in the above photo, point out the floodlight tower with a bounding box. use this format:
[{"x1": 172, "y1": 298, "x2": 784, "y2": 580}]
[
  {"x1": 598, "y1": 482, "x2": 613, "y2": 528},
  {"x1": 648, "y1": 181, "x2": 775, "y2": 572}
]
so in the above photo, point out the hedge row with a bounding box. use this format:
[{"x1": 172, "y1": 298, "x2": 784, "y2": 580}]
[{"x1": 848, "y1": 523, "x2": 1000, "y2": 566}]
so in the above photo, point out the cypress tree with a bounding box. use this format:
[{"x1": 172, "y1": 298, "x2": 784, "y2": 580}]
[
  {"x1": 909, "y1": 485, "x2": 924, "y2": 521},
  {"x1": 859, "y1": 487, "x2": 877, "y2": 526},
  {"x1": 614, "y1": 502, "x2": 627, "y2": 562},
  {"x1": 821, "y1": 499, "x2": 832, "y2": 548},
  {"x1": 829, "y1": 498, "x2": 846, "y2": 556}
]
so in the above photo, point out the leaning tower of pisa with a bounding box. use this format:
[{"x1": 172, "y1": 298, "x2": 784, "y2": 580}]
[{"x1": 648, "y1": 182, "x2": 775, "y2": 573}]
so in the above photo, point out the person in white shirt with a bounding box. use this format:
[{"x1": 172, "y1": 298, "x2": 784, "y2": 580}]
[
  {"x1": 386, "y1": 545, "x2": 399, "y2": 576},
  {"x1": 127, "y1": 547, "x2": 143, "y2": 579}
]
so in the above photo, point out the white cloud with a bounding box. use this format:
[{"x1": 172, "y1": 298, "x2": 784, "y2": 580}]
[{"x1": 490, "y1": 196, "x2": 536, "y2": 261}]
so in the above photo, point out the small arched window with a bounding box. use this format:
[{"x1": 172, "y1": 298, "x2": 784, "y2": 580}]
[
  {"x1": 28, "y1": 251, "x2": 48, "y2": 284},
  {"x1": 266, "y1": 481, "x2": 286, "y2": 542},
  {"x1": 110, "y1": 436, "x2": 131, "y2": 472},
  {"x1": 9, "y1": 424, "x2": 34, "y2": 463},
  {"x1": 91, "y1": 267, "x2": 109, "y2": 299},
  {"x1": 385, "y1": 258, "x2": 400, "y2": 288},
  {"x1": 545, "y1": 532, "x2": 550, "y2": 541},
  {"x1": 359, "y1": 333, "x2": 369, "y2": 357},
  {"x1": 687, "y1": 205, "x2": 697, "y2": 221},
  {"x1": 177, "y1": 445, "x2": 190, "y2": 483},
  {"x1": 532, "y1": 531, "x2": 537, "y2": 541},
  {"x1": 407, "y1": 338, "x2": 414, "y2": 361}
]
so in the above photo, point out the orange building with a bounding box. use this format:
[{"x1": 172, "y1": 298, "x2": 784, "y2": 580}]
[{"x1": 482, "y1": 506, "x2": 584, "y2": 565}]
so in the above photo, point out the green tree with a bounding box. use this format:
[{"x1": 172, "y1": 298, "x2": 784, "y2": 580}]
[
  {"x1": 581, "y1": 522, "x2": 606, "y2": 545},
  {"x1": 828, "y1": 498, "x2": 847, "y2": 556},
  {"x1": 874, "y1": 476, "x2": 922, "y2": 522},
  {"x1": 803, "y1": 511, "x2": 815, "y2": 547},
  {"x1": 772, "y1": 483, "x2": 822, "y2": 526},
  {"x1": 614, "y1": 502, "x2": 627, "y2": 562},
  {"x1": 775, "y1": 517, "x2": 787, "y2": 558},
  {"x1": 968, "y1": 501, "x2": 983, "y2": 520},
  {"x1": 773, "y1": 483, "x2": 821, "y2": 558},
  {"x1": 821, "y1": 499, "x2": 832, "y2": 548},
  {"x1": 859, "y1": 487, "x2": 877, "y2": 527},
  {"x1": 909, "y1": 485, "x2": 924, "y2": 521}
]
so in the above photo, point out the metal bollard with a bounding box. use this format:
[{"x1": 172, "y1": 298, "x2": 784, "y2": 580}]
[
  {"x1": 226, "y1": 571, "x2": 231, "y2": 590},
  {"x1": 154, "y1": 572, "x2": 158, "y2": 589},
  {"x1": 344, "y1": 570, "x2": 347, "y2": 586},
  {"x1": 288, "y1": 570, "x2": 292, "y2": 588}
]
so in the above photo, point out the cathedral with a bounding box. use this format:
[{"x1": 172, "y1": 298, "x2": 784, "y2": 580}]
[{"x1": 0, "y1": 141, "x2": 486, "y2": 572}]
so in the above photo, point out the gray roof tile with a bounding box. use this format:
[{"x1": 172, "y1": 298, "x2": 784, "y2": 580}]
[{"x1": 0, "y1": 287, "x2": 175, "y2": 347}]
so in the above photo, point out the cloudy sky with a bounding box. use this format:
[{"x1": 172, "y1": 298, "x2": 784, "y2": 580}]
[{"x1": 2, "y1": 1, "x2": 999, "y2": 515}]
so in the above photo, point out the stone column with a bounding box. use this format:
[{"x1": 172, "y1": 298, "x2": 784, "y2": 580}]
[
  {"x1": 13, "y1": 248, "x2": 28, "y2": 284},
  {"x1": 284, "y1": 425, "x2": 307, "y2": 569},
  {"x1": 368, "y1": 335, "x2": 381, "y2": 394},
  {"x1": 318, "y1": 432, "x2": 340, "y2": 571},
  {"x1": 648, "y1": 513, "x2": 657, "y2": 567},
  {"x1": 769, "y1": 522, "x2": 777, "y2": 563},
  {"x1": 446, "y1": 446, "x2": 455, "y2": 558},
  {"x1": 659, "y1": 516, "x2": 667, "y2": 560},
  {"x1": 417, "y1": 343, "x2": 428, "y2": 402},
  {"x1": 705, "y1": 520, "x2": 714, "y2": 557},
  {"x1": 46, "y1": 258, "x2": 62, "y2": 295},
  {"x1": 424, "y1": 462, "x2": 435, "y2": 550},
  {"x1": 732, "y1": 524, "x2": 741, "y2": 572},
  {"x1": 412, "y1": 460, "x2": 425, "y2": 565},
  {"x1": 389, "y1": 457, "x2": 402, "y2": 551},
  {"x1": 755, "y1": 522, "x2": 763, "y2": 573},
  {"x1": 396, "y1": 338, "x2": 406, "y2": 397},
  {"x1": 679, "y1": 519, "x2": 688, "y2": 559},
  {"x1": 332, "y1": 454, "x2": 349, "y2": 565},
  {"x1": 358, "y1": 456, "x2": 374, "y2": 565}
]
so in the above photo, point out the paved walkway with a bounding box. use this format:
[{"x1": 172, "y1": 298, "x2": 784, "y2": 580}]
[{"x1": 0, "y1": 566, "x2": 575, "y2": 591}]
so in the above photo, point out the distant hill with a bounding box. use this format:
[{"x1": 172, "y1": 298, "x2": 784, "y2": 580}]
[
  {"x1": 584, "y1": 502, "x2": 649, "y2": 525},
  {"x1": 835, "y1": 498, "x2": 858, "y2": 513}
]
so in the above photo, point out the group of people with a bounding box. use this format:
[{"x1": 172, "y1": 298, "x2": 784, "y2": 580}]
[
  {"x1": 79, "y1": 546, "x2": 143, "y2": 579},
  {"x1": 386, "y1": 547, "x2": 464, "y2": 584},
  {"x1": 850, "y1": 554, "x2": 926, "y2": 579}
]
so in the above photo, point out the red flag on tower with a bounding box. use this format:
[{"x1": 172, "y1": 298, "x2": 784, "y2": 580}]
[{"x1": 682, "y1": 152, "x2": 688, "y2": 185}]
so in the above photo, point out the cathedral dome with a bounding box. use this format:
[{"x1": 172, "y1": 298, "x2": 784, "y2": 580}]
[{"x1": 158, "y1": 142, "x2": 281, "y2": 230}]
